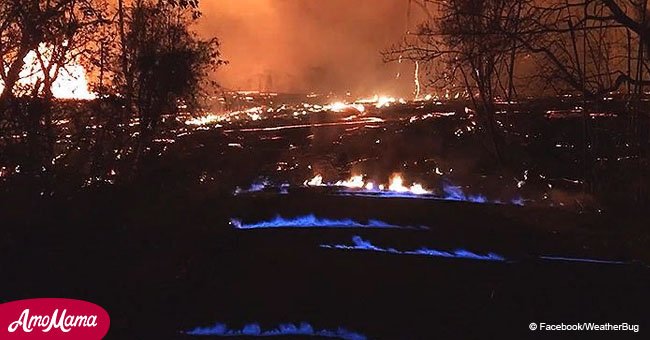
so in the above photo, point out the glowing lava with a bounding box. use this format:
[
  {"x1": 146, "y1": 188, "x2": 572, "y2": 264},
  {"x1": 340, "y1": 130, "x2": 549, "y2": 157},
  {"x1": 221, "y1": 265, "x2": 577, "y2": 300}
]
[
  {"x1": 185, "y1": 113, "x2": 225, "y2": 126},
  {"x1": 335, "y1": 175, "x2": 365, "y2": 189},
  {"x1": 326, "y1": 101, "x2": 365, "y2": 113},
  {"x1": 355, "y1": 95, "x2": 404, "y2": 108},
  {"x1": 302, "y1": 174, "x2": 525, "y2": 205},
  {"x1": 305, "y1": 173, "x2": 432, "y2": 196}
]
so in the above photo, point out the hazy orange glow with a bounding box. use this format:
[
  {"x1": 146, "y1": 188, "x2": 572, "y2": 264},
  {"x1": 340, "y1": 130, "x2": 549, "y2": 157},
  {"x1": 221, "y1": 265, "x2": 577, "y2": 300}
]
[{"x1": 199, "y1": 0, "x2": 423, "y2": 95}]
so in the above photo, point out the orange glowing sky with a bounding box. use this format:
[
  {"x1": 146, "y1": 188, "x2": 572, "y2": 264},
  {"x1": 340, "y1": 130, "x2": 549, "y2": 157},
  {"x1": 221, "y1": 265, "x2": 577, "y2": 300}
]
[{"x1": 198, "y1": 0, "x2": 425, "y2": 96}]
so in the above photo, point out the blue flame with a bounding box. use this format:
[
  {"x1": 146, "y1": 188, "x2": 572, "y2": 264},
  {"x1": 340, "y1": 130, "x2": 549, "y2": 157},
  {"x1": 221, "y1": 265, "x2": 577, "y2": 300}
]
[
  {"x1": 337, "y1": 189, "x2": 517, "y2": 205},
  {"x1": 337, "y1": 189, "x2": 438, "y2": 200},
  {"x1": 322, "y1": 236, "x2": 506, "y2": 262},
  {"x1": 235, "y1": 179, "x2": 527, "y2": 206},
  {"x1": 510, "y1": 196, "x2": 525, "y2": 206},
  {"x1": 442, "y1": 183, "x2": 466, "y2": 201},
  {"x1": 184, "y1": 322, "x2": 366, "y2": 340},
  {"x1": 234, "y1": 179, "x2": 270, "y2": 195},
  {"x1": 334, "y1": 182, "x2": 523, "y2": 206},
  {"x1": 230, "y1": 214, "x2": 413, "y2": 229},
  {"x1": 441, "y1": 183, "x2": 503, "y2": 204},
  {"x1": 468, "y1": 194, "x2": 488, "y2": 203},
  {"x1": 539, "y1": 255, "x2": 628, "y2": 265}
]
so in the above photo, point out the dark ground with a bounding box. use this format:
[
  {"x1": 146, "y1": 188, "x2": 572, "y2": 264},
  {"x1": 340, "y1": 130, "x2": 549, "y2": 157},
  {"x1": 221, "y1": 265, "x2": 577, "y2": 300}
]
[
  {"x1": 1, "y1": 188, "x2": 649, "y2": 339},
  {"x1": 1, "y1": 97, "x2": 649, "y2": 339}
]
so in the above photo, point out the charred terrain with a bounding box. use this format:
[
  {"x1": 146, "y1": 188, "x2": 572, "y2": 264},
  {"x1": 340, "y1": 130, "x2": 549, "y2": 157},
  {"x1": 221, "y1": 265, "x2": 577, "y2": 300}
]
[{"x1": 1, "y1": 94, "x2": 650, "y2": 339}]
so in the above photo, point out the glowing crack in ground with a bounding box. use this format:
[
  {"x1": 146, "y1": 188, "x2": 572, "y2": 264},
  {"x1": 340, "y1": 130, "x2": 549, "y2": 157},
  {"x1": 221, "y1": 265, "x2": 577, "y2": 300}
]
[
  {"x1": 235, "y1": 175, "x2": 527, "y2": 206},
  {"x1": 334, "y1": 184, "x2": 525, "y2": 205},
  {"x1": 321, "y1": 236, "x2": 506, "y2": 262},
  {"x1": 183, "y1": 322, "x2": 367, "y2": 340}
]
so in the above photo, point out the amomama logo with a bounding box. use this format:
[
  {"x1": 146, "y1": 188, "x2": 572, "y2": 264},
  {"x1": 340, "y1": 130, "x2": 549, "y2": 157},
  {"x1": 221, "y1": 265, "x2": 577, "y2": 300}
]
[{"x1": 0, "y1": 298, "x2": 110, "y2": 339}]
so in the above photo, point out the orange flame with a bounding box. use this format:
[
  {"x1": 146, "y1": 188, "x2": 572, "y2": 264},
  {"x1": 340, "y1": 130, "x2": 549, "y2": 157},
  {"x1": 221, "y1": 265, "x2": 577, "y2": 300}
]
[
  {"x1": 305, "y1": 173, "x2": 431, "y2": 195},
  {"x1": 0, "y1": 44, "x2": 95, "y2": 100}
]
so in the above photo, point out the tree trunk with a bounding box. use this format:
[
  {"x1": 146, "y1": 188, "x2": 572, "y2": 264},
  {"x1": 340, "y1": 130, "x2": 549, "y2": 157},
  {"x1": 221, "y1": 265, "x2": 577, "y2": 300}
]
[
  {"x1": 118, "y1": 0, "x2": 134, "y2": 116},
  {"x1": 0, "y1": 45, "x2": 31, "y2": 104}
]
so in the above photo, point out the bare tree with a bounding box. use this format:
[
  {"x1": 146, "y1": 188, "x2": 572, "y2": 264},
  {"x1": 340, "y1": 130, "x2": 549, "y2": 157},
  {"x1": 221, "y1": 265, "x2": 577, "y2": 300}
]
[
  {"x1": 0, "y1": 0, "x2": 107, "y2": 102},
  {"x1": 0, "y1": 0, "x2": 108, "y2": 181},
  {"x1": 388, "y1": 0, "x2": 650, "y2": 200},
  {"x1": 117, "y1": 0, "x2": 225, "y2": 167},
  {"x1": 385, "y1": 0, "x2": 525, "y2": 162}
]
